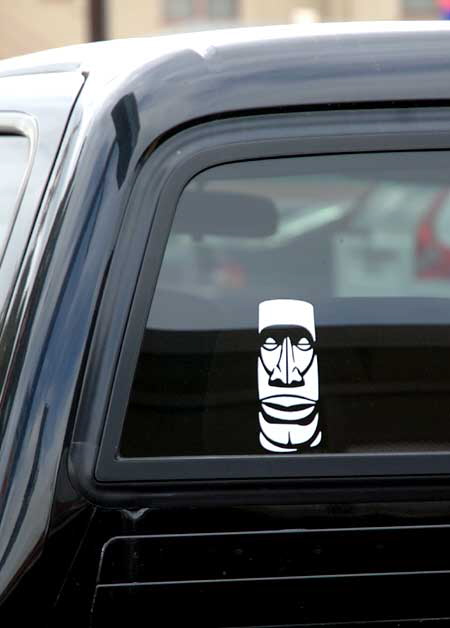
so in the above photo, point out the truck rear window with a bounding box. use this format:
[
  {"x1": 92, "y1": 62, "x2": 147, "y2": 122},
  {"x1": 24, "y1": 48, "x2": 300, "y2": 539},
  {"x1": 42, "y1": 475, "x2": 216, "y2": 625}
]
[{"x1": 120, "y1": 151, "x2": 450, "y2": 458}]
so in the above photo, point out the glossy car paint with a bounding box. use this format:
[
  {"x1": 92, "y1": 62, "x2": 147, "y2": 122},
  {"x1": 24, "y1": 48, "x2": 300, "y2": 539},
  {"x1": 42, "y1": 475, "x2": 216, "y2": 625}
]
[{"x1": 2, "y1": 22, "x2": 450, "y2": 624}]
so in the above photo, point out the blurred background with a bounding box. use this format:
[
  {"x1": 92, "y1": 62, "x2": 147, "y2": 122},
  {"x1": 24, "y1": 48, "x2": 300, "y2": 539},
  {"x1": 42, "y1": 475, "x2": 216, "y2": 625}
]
[{"x1": 0, "y1": 0, "x2": 448, "y2": 60}]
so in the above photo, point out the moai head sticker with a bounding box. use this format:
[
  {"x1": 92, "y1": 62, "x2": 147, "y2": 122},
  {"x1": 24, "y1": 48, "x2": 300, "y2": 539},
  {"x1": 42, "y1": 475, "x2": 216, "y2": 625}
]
[{"x1": 258, "y1": 299, "x2": 321, "y2": 453}]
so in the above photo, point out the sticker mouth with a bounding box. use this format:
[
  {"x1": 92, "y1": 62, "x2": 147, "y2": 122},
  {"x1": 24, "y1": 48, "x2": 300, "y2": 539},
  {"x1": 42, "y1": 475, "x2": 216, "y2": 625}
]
[
  {"x1": 260, "y1": 395, "x2": 317, "y2": 422},
  {"x1": 259, "y1": 412, "x2": 320, "y2": 446}
]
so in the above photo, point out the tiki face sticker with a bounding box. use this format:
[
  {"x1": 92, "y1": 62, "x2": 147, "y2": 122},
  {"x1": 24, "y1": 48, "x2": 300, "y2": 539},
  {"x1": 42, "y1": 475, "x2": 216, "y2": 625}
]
[{"x1": 258, "y1": 299, "x2": 321, "y2": 453}]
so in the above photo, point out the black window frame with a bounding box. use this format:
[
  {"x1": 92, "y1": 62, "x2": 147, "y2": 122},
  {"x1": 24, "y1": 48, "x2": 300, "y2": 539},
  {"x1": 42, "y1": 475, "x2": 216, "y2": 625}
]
[{"x1": 70, "y1": 106, "x2": 450, "y2": 505}]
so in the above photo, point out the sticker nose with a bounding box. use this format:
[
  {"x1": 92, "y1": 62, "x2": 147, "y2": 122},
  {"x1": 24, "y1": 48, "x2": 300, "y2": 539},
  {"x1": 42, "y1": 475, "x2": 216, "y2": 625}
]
[{"x1": 270, "y1": 337, "x2": 303, "y2": 386}]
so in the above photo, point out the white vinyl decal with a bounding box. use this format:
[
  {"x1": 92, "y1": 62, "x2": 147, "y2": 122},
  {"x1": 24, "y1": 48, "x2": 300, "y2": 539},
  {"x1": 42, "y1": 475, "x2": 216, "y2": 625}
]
[{"x1": 258, "y1": 299, "x2": 321, "y2": 453}]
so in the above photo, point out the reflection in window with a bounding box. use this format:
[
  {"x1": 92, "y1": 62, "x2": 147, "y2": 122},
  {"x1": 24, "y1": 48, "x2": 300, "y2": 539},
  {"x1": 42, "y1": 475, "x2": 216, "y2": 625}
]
[{"x1": 156, "y1": 154, "x2": 450, "y2": 309}]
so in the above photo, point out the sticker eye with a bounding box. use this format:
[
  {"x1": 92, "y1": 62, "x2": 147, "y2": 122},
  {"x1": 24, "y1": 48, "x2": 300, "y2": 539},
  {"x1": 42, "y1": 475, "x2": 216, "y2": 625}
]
[
  {"x1": 262, "y1": 337, "x2": 279, "y2": 351},
  {"x1": 297, "y1": 337, "x2": 312, "y2": 351}
]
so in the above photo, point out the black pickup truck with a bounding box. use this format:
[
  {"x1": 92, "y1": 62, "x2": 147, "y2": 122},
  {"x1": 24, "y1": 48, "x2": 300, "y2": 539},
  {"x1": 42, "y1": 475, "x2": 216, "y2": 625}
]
[{"x1": 3, "y1": 21, "x2": 450, "y2": 626}]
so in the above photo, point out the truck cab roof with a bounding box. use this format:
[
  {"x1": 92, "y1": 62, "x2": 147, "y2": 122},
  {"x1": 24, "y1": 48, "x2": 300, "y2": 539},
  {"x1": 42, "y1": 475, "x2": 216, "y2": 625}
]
[{"x1": 1, "y1": 21, "x2": 450, "y2": 113}]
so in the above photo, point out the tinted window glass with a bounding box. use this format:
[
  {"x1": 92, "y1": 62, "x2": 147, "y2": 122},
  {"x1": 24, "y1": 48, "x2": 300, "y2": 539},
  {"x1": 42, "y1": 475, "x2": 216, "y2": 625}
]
[
  {"x1": 121, "y1": 151, "x2": 450, "y2": 458},
  {"x1": 0, "y1": 134, "x2": 29, "y2": 254}
]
